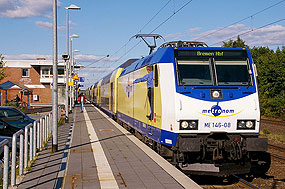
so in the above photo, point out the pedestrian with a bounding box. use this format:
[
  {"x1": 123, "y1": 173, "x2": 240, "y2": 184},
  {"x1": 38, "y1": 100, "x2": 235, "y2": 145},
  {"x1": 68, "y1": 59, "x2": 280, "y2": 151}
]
[
  {"x1": 78, "y1": 93, "x2": 86, "y2": 112},
  {"x1": 128, "y1": 65, "x2": 154, "y2": 120},
  {"x1": 15, "y1": 94, "x2": 21, "y2": 107}
]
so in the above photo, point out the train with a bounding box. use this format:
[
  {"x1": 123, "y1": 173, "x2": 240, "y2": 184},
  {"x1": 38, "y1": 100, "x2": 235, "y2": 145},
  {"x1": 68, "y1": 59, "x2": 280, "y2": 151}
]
[{"x1": 85, "y1": 41, "x2": 270, "y2": 176}]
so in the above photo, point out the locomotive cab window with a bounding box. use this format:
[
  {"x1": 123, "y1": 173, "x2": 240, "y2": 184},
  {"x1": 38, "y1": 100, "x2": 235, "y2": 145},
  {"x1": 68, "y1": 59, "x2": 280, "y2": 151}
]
[
  {"x1": 215, "y1": 60, "x2": 252, "y2": 86},
  {"x1": 175, "y1": 50, "x2": 252, "y2": 86},
  {"x1": 176, "y1": 60, "x2": 212, "y2": 86}
]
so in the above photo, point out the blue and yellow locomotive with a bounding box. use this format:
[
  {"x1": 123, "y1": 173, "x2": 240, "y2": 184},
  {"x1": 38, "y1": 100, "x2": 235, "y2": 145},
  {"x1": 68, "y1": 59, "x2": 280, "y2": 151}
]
[{"x1": 87, "y1": 41, "x2": 270, "y2": 176}]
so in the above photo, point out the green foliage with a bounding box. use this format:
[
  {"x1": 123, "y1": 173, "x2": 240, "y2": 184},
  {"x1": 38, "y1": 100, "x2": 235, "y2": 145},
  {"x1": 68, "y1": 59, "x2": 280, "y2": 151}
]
[
  {"x1": 222, "y1": 38, "x2": 285, "y2": 120},
  {"x1": 0, "y1": 54, "x2": 7, "y2": 81},
  {"x1": 251, "y1": 46, "x2": 285, "y2": 120},
  {"x1": 222, "y1": 36, "x2": 249, "y2": 48},
  {"x1": 262, "y1": 128, "x2": 271, "y2": 135}
]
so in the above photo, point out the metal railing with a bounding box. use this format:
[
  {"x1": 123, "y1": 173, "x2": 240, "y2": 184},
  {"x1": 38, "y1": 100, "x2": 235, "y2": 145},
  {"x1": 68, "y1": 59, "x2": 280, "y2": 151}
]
[
  {"x1": 0, "y1": 139, "x2": 9, "y2": 189},
  {"x1": 1, "y1": 106, "x2": 61, "y2": 188}
]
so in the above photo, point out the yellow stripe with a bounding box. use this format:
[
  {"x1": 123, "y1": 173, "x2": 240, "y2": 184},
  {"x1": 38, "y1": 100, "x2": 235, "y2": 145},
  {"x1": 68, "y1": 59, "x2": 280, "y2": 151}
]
[{"x1": 198, "y1": 110, "x2": 243, "y2": 117}]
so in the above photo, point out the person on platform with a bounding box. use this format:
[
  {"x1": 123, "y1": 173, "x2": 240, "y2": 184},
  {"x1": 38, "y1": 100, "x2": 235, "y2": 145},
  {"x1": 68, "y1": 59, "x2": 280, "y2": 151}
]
[
  {"x1": 78, "y1": 93, "x2": 86, "y2": 112},
  {"x1": 15, "y1": 94, "x2": 21, "y2": 107}
]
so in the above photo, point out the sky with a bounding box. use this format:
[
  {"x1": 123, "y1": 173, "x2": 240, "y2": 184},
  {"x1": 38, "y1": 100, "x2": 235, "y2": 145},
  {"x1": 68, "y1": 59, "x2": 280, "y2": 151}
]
[{"x1": 0, "y1": 0, "x2": 285, "y2": 88}]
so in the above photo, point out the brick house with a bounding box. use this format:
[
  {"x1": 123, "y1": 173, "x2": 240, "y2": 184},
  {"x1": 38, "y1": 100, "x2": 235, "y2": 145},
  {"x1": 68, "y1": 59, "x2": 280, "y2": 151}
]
[{"x1": 0, "y1": 59, "x2": 67, "y2": 107}]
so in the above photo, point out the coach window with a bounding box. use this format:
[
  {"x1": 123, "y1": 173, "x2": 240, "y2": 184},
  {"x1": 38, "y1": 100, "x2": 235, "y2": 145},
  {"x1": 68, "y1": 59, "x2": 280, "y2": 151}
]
[
  {"x1": 154, "y1": 64, "x2": 159, "y2": 87},
  {"x1": 22, "y1": 68, "x2": 30, "y2": 77}
]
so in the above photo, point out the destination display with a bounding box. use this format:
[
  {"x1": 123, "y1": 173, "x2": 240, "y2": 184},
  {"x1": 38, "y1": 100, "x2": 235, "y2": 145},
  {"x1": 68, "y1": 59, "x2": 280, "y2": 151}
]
[{"x1": 176, "y1": 49, "x2": 247, "y2": 58}]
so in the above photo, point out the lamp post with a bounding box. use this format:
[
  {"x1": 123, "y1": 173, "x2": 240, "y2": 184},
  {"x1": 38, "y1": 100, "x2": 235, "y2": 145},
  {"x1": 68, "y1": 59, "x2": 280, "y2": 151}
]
[
  {"x1": 72, "y1": 49, "x2": 80, "y2": 108},
  {"x1": 69, "y1": 34, "x2": 79, "y2": 112},
  {"x1": 65, "y1": 4, "x2": 80, "y2": 122},
  {"x1": 52, "y1": 0, "x2": 58, "y2": 152}
]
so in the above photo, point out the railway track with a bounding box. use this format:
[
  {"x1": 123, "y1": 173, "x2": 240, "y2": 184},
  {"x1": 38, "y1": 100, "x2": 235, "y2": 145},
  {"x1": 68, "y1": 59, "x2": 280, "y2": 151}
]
[
  {"x1": 232, "y1": 174, "x2": 260, "y2": 189},
  {"x1": 268, "y1": 144, "x2": 285, "y2": 163},
  {"x1": 261, "y1": 118, "x2": 285, "y2": 127},
  {"x1": 268, "y1": 144, "x2": 285, "y2": 152}
]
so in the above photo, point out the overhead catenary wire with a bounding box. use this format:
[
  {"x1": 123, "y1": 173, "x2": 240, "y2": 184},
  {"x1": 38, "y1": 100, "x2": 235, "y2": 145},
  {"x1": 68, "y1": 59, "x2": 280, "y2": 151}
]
[
  {"x1": 109, "y1": 0, "x2": 194, "y2": 64},
  {"x1": 211, "y1": 18, "x2": 285, "y2": 46},
  {"x1": 109, "y1": 0, "x2": 172, "y2": 59},
  {"x1": 84, "y1": 0, "x2": 285, "y2": 87},
  {"x1": 194, "y1": 0, "x2": 285, "y2": 41},
  {"x1": 150, "y1": 0, "x2": 193, "y2": 34},
  {"x1": 81, "y1": 0, "x2": 174, "y2": 81},
  {"x1": 77, "y1": 55, "x2": 109, "y2": 71},
  {"x1": 86, "y1": 0, "x2": 195, "y2": 82}
]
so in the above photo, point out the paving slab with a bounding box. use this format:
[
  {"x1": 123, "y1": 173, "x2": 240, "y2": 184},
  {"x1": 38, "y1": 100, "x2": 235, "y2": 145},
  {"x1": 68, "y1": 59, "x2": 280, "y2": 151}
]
[
  {"x1": 63, "y1": 104, "x2": 200, "y2": 189},
  {"x1": 17, "y1": 103, "x2": 200, "y2": 189},
  {"x1": 17, "y1": 114, "x2": 73, "y2": 189}
]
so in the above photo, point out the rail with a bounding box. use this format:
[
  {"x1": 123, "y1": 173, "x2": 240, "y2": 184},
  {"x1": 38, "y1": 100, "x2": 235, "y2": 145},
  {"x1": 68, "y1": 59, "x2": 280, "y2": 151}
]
[
  {"x1": 268, "y1": 144, "x2": 285, "y2": 163},
  {"x1": 0, "y1": 105, "x2": 61, "y2": 188},
  {"x1": 232, "y1": 174, "x2": 260, "y2": 189},
  {"x1": 261, "y1": 118, "x2": 285, "y2": 127}
]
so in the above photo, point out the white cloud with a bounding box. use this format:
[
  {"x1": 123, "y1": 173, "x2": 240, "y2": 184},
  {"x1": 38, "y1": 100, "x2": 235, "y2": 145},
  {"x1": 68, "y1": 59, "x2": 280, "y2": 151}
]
[
  {"x1": 35, "y1": 21, "x2": 52, "y2": 29},
  {"x1": 35, "y1": 21, "x2": 65, "y2": 30},
  {"x1": 3, "y1": 54, "x2": 120, "y2": 63},
  {"x1": 75, "y1": 54, "x2": 119, "y2": 62},
  {"x1": 242, "y1": 25, "x2": 285, "y2": 47},
  {"x1": 165, "y1": 32, "x2": 184, "y2": 40},
  {"x1": 166, "y1": 24, "x2": 285, "y2": 48},
  {"x1": 0, "y1": 0, "x2": 54, "y2": 18},
  {"x1": 4, "y1": 54, "x2": 52, "y2": 60},
  {"x1": 165, "y1": 27, "x2": 201, "y2": 41}
]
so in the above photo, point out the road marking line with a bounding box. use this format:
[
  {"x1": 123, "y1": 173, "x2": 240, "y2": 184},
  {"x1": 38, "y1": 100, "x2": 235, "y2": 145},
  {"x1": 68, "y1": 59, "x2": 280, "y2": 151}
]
[
  {"x1": 57, "y1": 110, "x2": 76, "y2": 189},
  {"x1": 83, "y1": 107, "x2": 119, "y2": 189}
]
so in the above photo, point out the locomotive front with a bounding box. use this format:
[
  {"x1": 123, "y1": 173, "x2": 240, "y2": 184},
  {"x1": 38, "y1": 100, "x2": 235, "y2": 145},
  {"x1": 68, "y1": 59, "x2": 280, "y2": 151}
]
[{"x1": 163, "y1": 45, "x2": 270, "y2": 176}]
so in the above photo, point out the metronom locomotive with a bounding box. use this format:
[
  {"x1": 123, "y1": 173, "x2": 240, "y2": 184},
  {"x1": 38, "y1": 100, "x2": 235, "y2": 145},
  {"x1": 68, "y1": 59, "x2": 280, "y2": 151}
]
[{"x1": 86, "y1": 41, "x2": 270, "y2": 176}]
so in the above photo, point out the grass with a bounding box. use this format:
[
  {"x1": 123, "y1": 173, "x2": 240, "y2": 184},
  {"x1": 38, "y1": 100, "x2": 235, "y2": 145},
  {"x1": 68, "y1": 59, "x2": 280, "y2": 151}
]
[{"x1": 260, "y1": 128, "x2": 285, "y2": 143}]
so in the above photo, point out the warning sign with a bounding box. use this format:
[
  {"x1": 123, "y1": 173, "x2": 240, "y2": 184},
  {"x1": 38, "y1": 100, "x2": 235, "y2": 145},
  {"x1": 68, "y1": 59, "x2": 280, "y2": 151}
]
[{"x1": 73, "y1": 73, "x2": 79, "y2": 80}]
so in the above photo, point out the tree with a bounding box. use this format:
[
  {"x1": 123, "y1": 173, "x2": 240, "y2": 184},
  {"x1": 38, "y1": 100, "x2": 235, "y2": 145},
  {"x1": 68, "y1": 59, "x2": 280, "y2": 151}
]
[
  {"x1": 250, "y1": 47, "x2": 285, "y2": 120},
  {"x1": 0, "y1": 54, "x2": 7, "y2": 81},
  {"x1": 222, "y1": 37, "x2": 285, "y2": 120},
  {"x1": 222, "y1": 36, "x2": 249, "y2": 48}
]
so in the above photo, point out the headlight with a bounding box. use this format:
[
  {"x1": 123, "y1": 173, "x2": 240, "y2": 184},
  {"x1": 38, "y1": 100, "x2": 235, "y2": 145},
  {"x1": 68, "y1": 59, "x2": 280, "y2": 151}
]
[
  {"x1": 238, "y1": 121, "x2": 245, "y2": 128},
  {"x1": 212, "y1": 91, "x2": 220, "y2": 98},
  {"x1": 246, "y1": 121, "x2": 254, "y2": 128},
  {"x1": 237, "y1": 120, "x2": 255, "y2": 130},
  {"x1": 181, "y1": 121, "x2": 189, "y2": 129},
  {"x1": 189, "y1": 121, "x2": 197, "y2": 129},
  {"x1": 180, "y1": 120, "x2": 198, "y2": 130},
  {"x1": 211, "y1": 89, "x2": 222, "y2": 99}
]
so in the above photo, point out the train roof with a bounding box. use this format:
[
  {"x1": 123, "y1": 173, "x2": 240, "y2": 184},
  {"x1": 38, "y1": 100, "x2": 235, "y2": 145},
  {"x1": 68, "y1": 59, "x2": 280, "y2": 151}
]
[
  {"x1": 120, "y1": 46, "x2": 250, "y2": 76},
  {"x1": 92, "y1": 44, "x2": 251, "y2": 86}
]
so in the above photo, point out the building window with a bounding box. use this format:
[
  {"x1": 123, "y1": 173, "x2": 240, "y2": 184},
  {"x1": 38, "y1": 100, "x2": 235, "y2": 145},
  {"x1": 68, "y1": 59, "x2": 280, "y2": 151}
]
[
  {"x1": 58, "y1": 67, "x2": 65, "y2": 76},
  {"x1": 22, "y1": 68, "x2": 29, "y2": 77},
  {"x1": 41, "y1": 66, "x2": 65, "y2": 78},
  {"x1": 41, "y1": 67, "x2": 50, "y2": 78}
]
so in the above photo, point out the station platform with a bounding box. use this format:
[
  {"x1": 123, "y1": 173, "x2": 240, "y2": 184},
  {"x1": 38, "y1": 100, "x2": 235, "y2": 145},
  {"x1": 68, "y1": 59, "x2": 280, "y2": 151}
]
[{"x1": 16, "y1": 103, "x2": 201, "y2": 189}]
